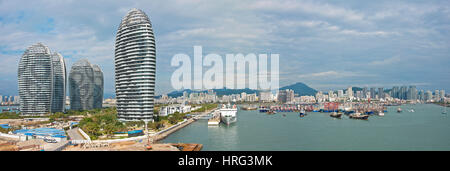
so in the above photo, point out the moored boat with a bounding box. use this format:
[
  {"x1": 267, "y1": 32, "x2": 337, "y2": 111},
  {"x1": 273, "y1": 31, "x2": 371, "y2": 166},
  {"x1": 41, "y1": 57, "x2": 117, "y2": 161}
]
[
  {"x1": 349, "y1": 113, "x2": 369, "y2": 120},
  {"x1": 299, "y1": 109, "x2": 307, "y2": 117},
  {"x1": 267, "y1": 110, "x2": 276, "y2": 115},
  {"x1": 220, "y1": 104, "x2": 237, "y2": 125},
  {"x1": 259, "y1": 106, "x2": 269, "y2": 113},
  {"x1": 330, "y1": 112, "x2": 342, "y2": 118},
  {"x1": 241, "y1": 105, "x2": 257, "y2": 110}
]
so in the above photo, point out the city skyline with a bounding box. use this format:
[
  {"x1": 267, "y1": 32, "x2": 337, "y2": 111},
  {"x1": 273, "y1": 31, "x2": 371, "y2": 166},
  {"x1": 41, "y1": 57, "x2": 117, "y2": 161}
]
[{"x1": 0, "y1": 0, "x2": 449, "y2": 96}]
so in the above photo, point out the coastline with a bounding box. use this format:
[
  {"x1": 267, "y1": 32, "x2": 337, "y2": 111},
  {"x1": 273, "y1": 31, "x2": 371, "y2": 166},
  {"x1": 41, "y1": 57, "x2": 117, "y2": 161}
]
[{"x1": 153, "y1": 107, "x2": 216, "y2": 142}]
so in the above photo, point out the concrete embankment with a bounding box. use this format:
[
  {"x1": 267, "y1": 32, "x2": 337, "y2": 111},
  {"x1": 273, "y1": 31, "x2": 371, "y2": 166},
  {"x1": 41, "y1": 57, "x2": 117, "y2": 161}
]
[
  {"x1": 153, "y1": 108, "x2": 216, "y2": 142},
  {"x1": 153, "y1": 118, "x2": 194, "y2": 142}
]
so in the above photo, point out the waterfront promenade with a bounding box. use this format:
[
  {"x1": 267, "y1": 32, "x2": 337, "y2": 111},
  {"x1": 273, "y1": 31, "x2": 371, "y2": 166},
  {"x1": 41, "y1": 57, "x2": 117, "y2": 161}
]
[{"x1": 152, "y1": 107, "x2": 217, "y2": 142}]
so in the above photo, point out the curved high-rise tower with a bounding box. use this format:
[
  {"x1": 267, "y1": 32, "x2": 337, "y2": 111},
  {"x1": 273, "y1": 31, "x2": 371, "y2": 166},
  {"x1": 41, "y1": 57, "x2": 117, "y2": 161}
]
[
  {"x1": 115, "y1": 8, "x2": 156, "y2": 121},
  {"x1": 51, "y1": 53, "x2": 67, "y2": 113},
  {"x1": 92, "y1": 64, "x2": 104, "y2": 109},
  {"x1": 18, "y1": 43, "x2": 53, "y2": 115},
  {"x1": 69, "y1": 59, "x2": 94, "y2": 110}
]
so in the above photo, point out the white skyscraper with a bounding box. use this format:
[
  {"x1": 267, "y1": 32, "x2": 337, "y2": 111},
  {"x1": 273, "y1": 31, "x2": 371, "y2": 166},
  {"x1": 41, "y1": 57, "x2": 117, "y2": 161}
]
[
  {"x1": 115, "y1": 9, "x2": 156, "y2": 121},
  {"x1": 347, "y1": 87, "x2": 353, "y2": 98},
  {"x1": 337, "y1": 90, "x2": 344, "y2": 98},
  {"x1": 18, "y1": 43, "x2": 66, "y2": 116}
]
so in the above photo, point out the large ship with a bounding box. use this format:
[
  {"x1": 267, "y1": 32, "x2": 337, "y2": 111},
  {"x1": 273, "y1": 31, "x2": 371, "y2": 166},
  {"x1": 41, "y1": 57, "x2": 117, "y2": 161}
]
[{"x1": 220, "y1": 103, "x2": 238, "y2": 125}]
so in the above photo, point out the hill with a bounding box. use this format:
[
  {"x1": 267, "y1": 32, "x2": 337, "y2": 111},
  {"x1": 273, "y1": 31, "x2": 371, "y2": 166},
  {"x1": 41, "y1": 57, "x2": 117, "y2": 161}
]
[{"x1": 279, "y1": 82, "x2": 317, "y2": 96}]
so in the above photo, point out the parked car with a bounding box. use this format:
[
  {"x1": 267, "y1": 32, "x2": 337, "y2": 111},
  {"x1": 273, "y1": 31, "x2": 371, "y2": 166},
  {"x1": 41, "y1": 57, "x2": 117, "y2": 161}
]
[{"x1": 43, "y1": 138, "x2": 57, "y2": 143}]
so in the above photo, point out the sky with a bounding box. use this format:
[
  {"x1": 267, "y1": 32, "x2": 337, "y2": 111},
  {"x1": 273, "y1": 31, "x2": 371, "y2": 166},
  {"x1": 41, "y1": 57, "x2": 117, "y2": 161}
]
[{"x1": 0, "y1": 0, "x2": 449, "y2": 97}]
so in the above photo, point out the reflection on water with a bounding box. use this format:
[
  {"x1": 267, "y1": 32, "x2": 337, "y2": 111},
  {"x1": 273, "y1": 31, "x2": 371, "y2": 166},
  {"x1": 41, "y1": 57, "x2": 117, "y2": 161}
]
[{"x1": 161, "y1": 104, "x2": 450, "y2": 151}]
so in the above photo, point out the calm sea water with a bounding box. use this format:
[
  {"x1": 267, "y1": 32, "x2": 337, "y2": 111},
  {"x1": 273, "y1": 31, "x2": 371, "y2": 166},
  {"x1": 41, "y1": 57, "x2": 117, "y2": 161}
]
[
  {"x1": 0, "y1": 106, "x2": 19, "y2": 113},
  {"x1": 162, "y1": 104, "x2": 450, "y2": 151}
]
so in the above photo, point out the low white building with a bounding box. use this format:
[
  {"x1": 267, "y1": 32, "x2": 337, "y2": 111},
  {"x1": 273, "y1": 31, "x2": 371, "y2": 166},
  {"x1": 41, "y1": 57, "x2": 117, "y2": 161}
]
[{"x1": 159, "y1": 105, "x2": 192, "y2": 116}]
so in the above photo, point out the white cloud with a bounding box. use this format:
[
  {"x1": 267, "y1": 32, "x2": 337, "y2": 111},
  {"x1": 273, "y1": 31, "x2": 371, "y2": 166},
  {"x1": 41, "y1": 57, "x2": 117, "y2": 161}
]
[
  {"x1": 249, "y1": 0, "x2": 367, "y2": 23},
  {"x1": 369, "y1": 56, "x2": 401, "y2": 66},
  {"x1": 297, "y1": 70, "x2": 376, "y2": 79}
]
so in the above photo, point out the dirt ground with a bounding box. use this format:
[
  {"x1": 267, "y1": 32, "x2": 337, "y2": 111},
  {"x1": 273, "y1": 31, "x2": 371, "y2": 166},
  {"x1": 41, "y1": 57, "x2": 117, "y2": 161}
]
[{"x1": 63, "y1": 141, "x2": 180, "y2": 151}]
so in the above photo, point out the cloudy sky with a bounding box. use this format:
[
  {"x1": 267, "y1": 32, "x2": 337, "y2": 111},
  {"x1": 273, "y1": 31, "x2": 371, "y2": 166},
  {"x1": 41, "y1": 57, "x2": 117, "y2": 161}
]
[{"x1": 0, "y1": 0, "x2": 449, "y2": 97}]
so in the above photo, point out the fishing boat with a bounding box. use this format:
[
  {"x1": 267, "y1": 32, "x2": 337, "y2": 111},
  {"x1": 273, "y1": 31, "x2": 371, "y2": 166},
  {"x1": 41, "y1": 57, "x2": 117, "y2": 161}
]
[
  {"x1": 330, "y1": 112, "x2": 342, "y2": 118},
  {"x1": 267, "y1": 110, "x2": 276, "y2": 115},
  {"x1": 378, "y1": 112, "x2": 385, "y2": 116},
  {"x1": 259, "y1": 106, "x2": 269, "y2": 113},
  {"x1": 241, "y1": 105, "x2": 257, "y2": 110},
  {"x1": 349, "y1": 113, "x2": 369, "y2": 120},
  {"x1": 299, "y1": 109, "x2": 307, "y2": 117}
]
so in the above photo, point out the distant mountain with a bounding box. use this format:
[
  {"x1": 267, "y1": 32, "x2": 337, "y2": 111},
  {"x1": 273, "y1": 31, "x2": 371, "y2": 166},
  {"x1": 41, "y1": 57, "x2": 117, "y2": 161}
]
[
  {"x1": 211, "y1": 88, "x2": 258, "y2": 96},
  {"x1": 279, "y1": 82, "x2": 317, "y2": 96},
  {"x1": 163, "y1": 88, "x2": 259, "y2": 98},
  {"x1": 160, "y1": 82, "x2": 318, "y2": 98}
]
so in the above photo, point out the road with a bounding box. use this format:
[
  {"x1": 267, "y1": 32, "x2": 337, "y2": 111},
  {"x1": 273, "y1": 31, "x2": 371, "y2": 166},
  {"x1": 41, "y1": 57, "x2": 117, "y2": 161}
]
[{"x1": 67, "y1": 128, "x2": 85, "y2": 140}]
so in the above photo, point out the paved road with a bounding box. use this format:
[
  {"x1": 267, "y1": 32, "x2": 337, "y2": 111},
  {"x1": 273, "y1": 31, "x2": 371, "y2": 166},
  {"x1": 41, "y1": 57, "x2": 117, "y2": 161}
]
[{"x1": 67, "y1": 128, "x2": 85, "y2": 140}]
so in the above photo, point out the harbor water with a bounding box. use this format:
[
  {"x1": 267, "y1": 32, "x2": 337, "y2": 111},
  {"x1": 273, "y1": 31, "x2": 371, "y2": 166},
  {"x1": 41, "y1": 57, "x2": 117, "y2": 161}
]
[
  {"x1": 0, "y1": 106, "x2": 19, "y2": 113},
  {"x1": 162, "y1": 104, "x2": 450, "y2": 150}
]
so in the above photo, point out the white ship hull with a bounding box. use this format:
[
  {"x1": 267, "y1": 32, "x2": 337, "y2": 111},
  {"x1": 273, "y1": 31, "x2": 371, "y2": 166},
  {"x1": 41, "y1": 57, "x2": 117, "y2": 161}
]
[
  {"x1": 220, "y1": 115, "x2": 237, "y2": 125},
  {"x1": 219, "y1": 104, "x2": 238, "y2": 125}
]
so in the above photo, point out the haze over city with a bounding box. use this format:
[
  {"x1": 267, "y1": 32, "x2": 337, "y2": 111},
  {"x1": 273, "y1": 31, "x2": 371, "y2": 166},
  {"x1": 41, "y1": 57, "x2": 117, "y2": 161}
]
[{"x1": 0, "y1": 0, "x2": 449, "y2": 97}]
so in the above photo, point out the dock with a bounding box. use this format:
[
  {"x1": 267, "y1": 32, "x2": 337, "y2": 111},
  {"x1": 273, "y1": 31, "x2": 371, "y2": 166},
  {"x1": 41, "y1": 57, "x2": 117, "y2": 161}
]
[{"x1": 207, "y1": 110, "x2": 221, "y2": 126}]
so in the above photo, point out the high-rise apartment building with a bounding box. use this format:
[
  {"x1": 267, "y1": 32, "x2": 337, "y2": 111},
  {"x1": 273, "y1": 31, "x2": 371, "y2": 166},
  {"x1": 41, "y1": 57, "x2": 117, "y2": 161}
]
[
  {"x1": 378, "y1": 87, "x2": 384, "y2": 99},
  {"x1": 115, "y1": 9, "x2": 156, "y2": 121},
  {"x1": 391, "y1": 86, "x2": 399, "y2": 99},
  {"x1": 18, "y1": 43, "x2": 66, "y2": 116},
  {"x1": 51, "y1": 53, "x2": 67, "y2": 113},
  {"x1": 347, "y1": 87, "x2": 353, "y2": 98},
  {"x1": 92, "y1": 64, "x2": 104, "y2": 109},
  {"x1": 69, "y1": 59, "x2": 103, "y2": 110},
  {"x1": 400, "y1": 86, "x2": 408, "y2": 100},
  {"x1": 370, "y1": 88, "x2": 376, "y2": 99}
]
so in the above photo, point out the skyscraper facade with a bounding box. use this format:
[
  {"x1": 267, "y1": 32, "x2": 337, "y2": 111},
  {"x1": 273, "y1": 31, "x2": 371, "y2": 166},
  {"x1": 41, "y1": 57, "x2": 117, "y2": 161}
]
[
  {"x1": 51, "y1": 53, "x2": 67, "y2": 113},
  {"x1": 370, "y1": 87, "x2": 376, "y2": 99},
  {"x1": 69, "y1": 59, "x2": 95, "y2": 110},
  {"x1": 391, "y1": 86, "x2": 399, "y2": 99},
  {"x1": 115, "y1": 9, "x2": 156, "y2": 121},
  {"x1": 378, "y1": 87, "x2": 384, "y2": 99},
  {"x1": 362, "y1": 87, "x2": 368, "y2": 98},
  {"x1": 92, "y1": 64, "x2": 104, "y2": 109},
  {"x1": 426, "y1": 90, "x2": 433, "y2": 101},
  {"x1": 18, "y1": 43, "x2": 66, "y2": 116},
  {"x1": 400, "y1": 86, "x2": 408, "y2": 100},
  {"x1": 347, "y1": 87, "x2": 353, "y2": 98},
  {"x1": 407, "y1": 86, "x2": 417, "y2": 101},
  {"x1": 419, "y1": 90, "x2": 424, "y2": 101},
  {"x1": 277, "y1": 89, "x2": 289, "y2": 103},
  {"x1": 435, "y1": 90, "x2": 440, "y2": 101},
  {"x1": 18, "y1": 43, "x2": 52, "y2": 115},
  {"x1": 440, "y1": 90, "x2": 445, "y2": 102}
]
